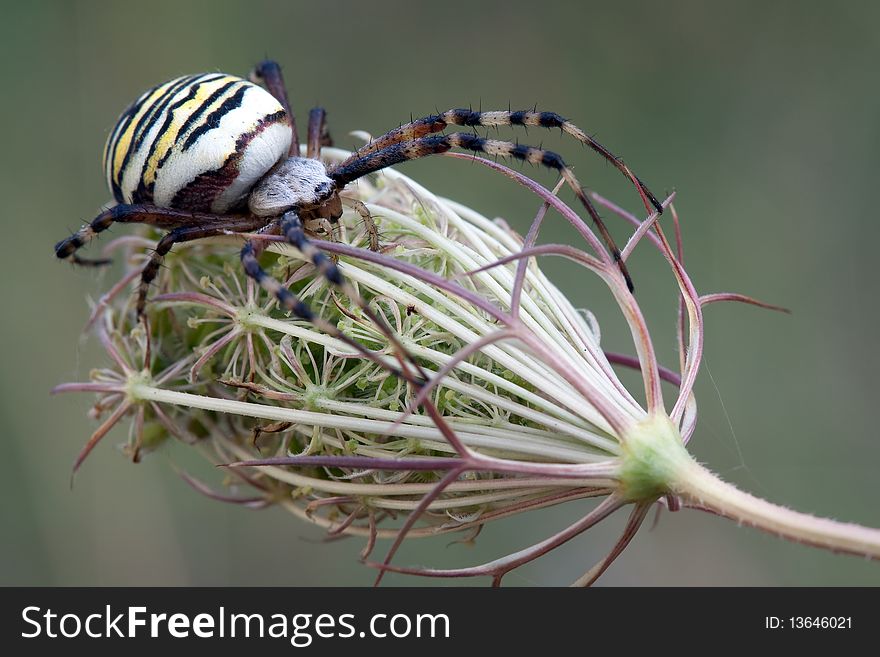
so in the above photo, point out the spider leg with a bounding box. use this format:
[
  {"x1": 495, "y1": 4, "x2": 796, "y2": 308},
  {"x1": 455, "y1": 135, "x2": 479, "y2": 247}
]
[
  {"x1": 249, "y1": 59, "x2": 299, "y2": 157},
  {"x1": 54, "y1": 204, "x2": 238, "y2": 266},
  {"x1": 330, "y1": 133, "x2": 635, "y2": 291},
  {"x1": 336, "y1": 108, "x2": 661, "y2": 215},
  {"x1": 241, "y1": 211, "x2": 427, "y2": 383},
  {"x1": 306, "y1": 107, "x2": 332, "y2": 159},
  {"x1": 137, "y1": 216, "x2": 269, "y2": 316}
]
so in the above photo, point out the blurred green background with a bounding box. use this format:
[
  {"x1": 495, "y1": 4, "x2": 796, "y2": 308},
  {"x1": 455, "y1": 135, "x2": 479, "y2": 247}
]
[{"x1": 2, "y1": 0, "x2": 879, "y2": 586}]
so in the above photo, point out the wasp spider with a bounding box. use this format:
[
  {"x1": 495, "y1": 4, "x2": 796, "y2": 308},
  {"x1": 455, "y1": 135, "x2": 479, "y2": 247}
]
[{"x1": 54, "y1": 60, "x2": 661, "y2": 353}]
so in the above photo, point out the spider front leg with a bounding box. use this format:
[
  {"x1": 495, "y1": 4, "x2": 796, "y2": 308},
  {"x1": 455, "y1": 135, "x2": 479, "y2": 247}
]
[
  {"x1": 136, "y1": 216, "x2": 268, "y2": 316},
  {"x1": 240, "y1": 211, "x2": 426, "y2": 382},
  {"x1": 331, "y1": 132, "x2": 636, "y2": 291},
  {"x1": 337, "y1": 108, "x2": 662, "y2": 215},
  {"x1": 239, "y1": 231, "x2": 382, "y2": 370},
  {"x1": 54, "y1": 204, "x2": 235, "y2": 266},
  {"x1": 249, "y1": 59, "x2": 299, "y2": 157}
]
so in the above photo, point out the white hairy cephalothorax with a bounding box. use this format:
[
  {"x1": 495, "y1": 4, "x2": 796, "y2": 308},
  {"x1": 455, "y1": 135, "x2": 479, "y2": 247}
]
[{"x1": 248, "y1": 157, "x2": 335, "y2": 216}]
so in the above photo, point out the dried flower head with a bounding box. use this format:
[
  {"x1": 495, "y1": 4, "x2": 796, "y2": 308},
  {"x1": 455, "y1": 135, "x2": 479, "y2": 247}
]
[{"x1": 55, "y1": 146, "x2": 880, "y2": 585}]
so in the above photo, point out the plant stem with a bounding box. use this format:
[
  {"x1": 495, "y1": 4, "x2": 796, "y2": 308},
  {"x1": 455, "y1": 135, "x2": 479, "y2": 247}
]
[
  {"x1": 670, "y1": 458, "x2": 880, "y2": 559},
  {"x1": 620, "y1": 414, "x2": 880, "y2": 560}
]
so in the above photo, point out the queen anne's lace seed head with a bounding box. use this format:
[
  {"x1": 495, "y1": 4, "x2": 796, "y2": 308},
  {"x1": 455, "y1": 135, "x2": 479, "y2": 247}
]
[{"x1": 56, "y1": 147, "x2": 880, "y2": 585}]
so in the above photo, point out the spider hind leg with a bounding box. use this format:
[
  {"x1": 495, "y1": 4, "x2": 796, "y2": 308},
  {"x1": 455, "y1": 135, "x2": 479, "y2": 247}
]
[
  {"x1": 307, "y1": 107, "x2": 332, "y2": 159},
  {"x1": 249, "y1": 59, "x2": 299, "y2": 157}
]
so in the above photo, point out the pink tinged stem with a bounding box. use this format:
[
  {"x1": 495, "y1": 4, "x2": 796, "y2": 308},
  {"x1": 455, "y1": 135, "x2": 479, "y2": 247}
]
[
  {"x1": 327, "y1": 508, "x2": 362, "y2": 537},
  {"x1": 512, "y1": 178, "x2": 567, "y2": 319},
  {"x1": 96, "y1": 322, "x2": 133, "y2": 375},
  {"x1": 151, "y1": 292, "x2": 238, "y2": 316},
  {"x1": 546, "y1": 191, "x2": 665, "y2": 415},
  {"x1": 670, "y1": 203, "x2": 688, "y2": 375},
  {"x1": 670, "y1": 203, "x2": 684, "y2": 262},
  {"x1": 246, "y1": 332, "x2": 257, "y2": 379},
  {"x1": 570, "y1": 501, "x2": 652, "y2": 586},
  {"x1": 51, "y1": 382, "x2": 121, "y2": 395},
  {"x1": 155, "y1": 357, "x2": 194, "y2": 386},
  {"x1": 669, "y1": 223, "x2": 695, "y2": 444},
  {"x1": 150, "y1": 402, "x2": 195, "y2": 444},
  {"x1": 620, "y1": 194, "x2": 675, "y2": 262},
  {"x1": 220, "y1": 379, "x2": 299, "y2": 402},
  {"x1": 442, "y1": 152, "x2": 612, "y2": 266},
  {"x1": 384, "y1": 329, "x2": 518, "y2": 435},
  {"x1": 419, "y1": 394, "x2": 473, "y2": 458},
  {"x1": 591, "y1": 191, "x2": 689, "y2": 408},
  {"x1": 519, "y1": 330, "x2": 632, "y2": 437},
  {"x1": 679, "y1": 393, "x2": 699, "y2": 445},
  {"x1": 677, "y1": 289, "x2": 687, "y2": 376},
  {"x1": 189, "y1": 329, "x2": 239, "y2": 383},
  {"x1": 86, "y1": 267, "x2": 142, "y2": 331},
  {"x1": 454, "y1": 488, "x2": 612, "y2": 529},
  {"x1": 602, "y1": 271, "x2": 664, "y2": 417},
  {"x1": 362, "y1": 513, "x2": 378, "y2": 560},
  {"x1": 179, "y1": 471, "x2": 272, "y2": 508},
  {"x1": 373, "y1": 465, "x2": 469, "y2": 586},
  {"x1": 604, "y1": 351, "x2": 682, "y2": 387},
  {"x1": 550, "y1": 289, "x2": 641, "y2": 409},
  {"x1": 699, "y1": 293, "x2": 791, "y2": 314},
  {"x1": 650, "y1": 223, "x2": 704, "y2": 423},
  {"x1": 306, "y1": 496, "x2": 357, "y2": 514},
  {"x1": 584, "y1": 194, "x2": 679, "y2": 416},
  {"x1": 371, "y1": 495, "x2": 623, "y2": 585},
  {"x1": 458, "y1": 244, "x2": 604, "y2": 278},
  {"x1": 131, "y1": 404, "x2": 145, "y2": 462},
  {"x1": 590, "y1": 191, "x2": 663, "y2": 251},
  {"x1": 458, "y1": 261, "x2": 641, "y2": 415},
  {"x1": 72, "y1": 400, "x2": 132, "y2": 475}
]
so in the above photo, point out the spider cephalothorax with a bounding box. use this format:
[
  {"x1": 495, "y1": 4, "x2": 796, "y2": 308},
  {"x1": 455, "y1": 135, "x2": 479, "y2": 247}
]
[
  {"x1": 248, "y1": 156, "x2": 343, "y2": 224},
  {"x1": 54, "y1": 59, "x2": 661, "y2": 352}
]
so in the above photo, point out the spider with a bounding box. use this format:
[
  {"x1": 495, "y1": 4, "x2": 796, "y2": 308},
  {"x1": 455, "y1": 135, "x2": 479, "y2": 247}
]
[{"x1": 54, "y1": 60, "x2": 662, "y2": 347}]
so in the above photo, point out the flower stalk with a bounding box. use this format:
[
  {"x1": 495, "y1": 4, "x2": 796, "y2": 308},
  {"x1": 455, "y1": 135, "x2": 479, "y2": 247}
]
[{"x1": 55, "y1": 144, "x2": 880, "y2": 584}]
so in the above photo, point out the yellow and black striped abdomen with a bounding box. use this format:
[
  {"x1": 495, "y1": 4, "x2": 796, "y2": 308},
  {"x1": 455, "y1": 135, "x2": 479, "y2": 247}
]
[{"x1": 103, "y1": 73, "x2": 292, "y2": 214}]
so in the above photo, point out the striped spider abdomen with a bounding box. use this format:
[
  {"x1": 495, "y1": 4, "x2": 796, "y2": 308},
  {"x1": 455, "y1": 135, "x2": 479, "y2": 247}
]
[{"x1": 103, "y1": 73, "x2": 292, "y2": 214}]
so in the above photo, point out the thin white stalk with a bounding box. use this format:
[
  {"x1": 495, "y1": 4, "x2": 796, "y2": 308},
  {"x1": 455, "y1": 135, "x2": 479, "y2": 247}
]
[
  {"x1": 672, "y1": 458, "x2": 880, "y2": 560},
  {"x1": 132, "y1": 384, "x2": 612, "y2": 464},
  {"x1": 248, "y1": 310, "x2": 617, "y2": 447}
]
